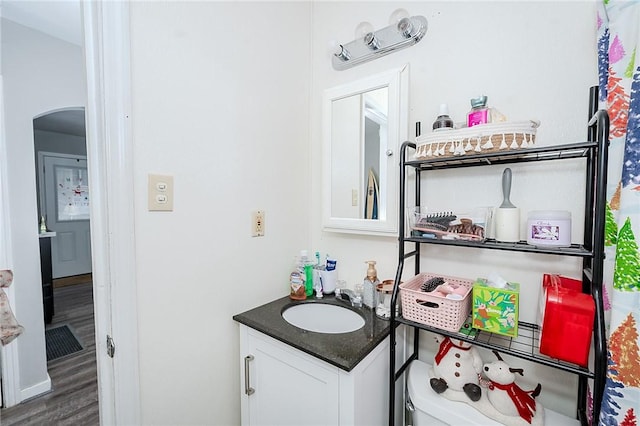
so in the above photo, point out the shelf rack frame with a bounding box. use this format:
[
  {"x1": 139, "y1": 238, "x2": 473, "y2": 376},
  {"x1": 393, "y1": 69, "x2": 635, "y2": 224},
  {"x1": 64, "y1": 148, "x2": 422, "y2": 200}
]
[{"x1": 388, "y1": 87, "x2": 609, "y2": 426}]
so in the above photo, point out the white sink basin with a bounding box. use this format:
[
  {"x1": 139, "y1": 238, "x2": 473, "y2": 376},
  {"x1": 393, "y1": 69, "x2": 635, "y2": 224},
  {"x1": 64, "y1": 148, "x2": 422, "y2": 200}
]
[{"x1": 282, "y1": 303, "x2": 365, "y2": 334}]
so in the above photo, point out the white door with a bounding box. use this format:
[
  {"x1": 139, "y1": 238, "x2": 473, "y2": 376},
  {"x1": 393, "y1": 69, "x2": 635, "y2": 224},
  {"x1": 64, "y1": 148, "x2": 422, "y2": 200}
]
[{"x1": 41, "y1": 154, "x2": 92, "y2": 278}]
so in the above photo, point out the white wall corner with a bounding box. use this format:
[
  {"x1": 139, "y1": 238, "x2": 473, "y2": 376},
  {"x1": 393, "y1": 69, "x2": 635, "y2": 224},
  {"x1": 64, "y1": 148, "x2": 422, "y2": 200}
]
[{"x1": 19, "y1": 374, "x2": 52, "y2": 402}]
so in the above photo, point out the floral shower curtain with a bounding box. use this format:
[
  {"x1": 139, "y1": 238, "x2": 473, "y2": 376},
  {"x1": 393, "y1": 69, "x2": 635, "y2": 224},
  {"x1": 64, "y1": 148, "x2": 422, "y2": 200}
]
[{"x1": 596, "y1": 1, "x2": 640, "y2": 425}]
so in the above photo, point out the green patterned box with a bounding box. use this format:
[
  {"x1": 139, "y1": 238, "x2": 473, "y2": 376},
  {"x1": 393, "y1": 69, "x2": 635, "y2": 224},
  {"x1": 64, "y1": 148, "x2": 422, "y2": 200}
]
[{"x1": 472, "y1": 279, "x2": 519, "y2": 337}]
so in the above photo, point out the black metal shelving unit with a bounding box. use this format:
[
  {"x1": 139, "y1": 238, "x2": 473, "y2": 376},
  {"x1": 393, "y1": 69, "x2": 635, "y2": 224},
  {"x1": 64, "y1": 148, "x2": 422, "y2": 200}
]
[{"x1": 388, "y1": 87, "x2": 609, "y2": 426}]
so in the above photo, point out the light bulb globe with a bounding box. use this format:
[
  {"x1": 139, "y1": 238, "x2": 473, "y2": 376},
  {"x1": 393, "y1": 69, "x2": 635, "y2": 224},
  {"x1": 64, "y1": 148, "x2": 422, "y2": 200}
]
[
  {"x1": 354, "y1": 21, "x2": 375, "y2": 40},
  {"x1": 388, "y1": 8, "x2": 410, "y2": 26}
]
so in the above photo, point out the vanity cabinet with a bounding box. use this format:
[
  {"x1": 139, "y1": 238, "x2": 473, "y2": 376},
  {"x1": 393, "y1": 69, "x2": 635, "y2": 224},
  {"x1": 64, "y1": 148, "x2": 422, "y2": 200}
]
[
  {"x1": 388, "y1": 89, "x2": 609, "y2": 425},
  {"x1": 239, "y1": 324, "x2": 390, "y2": 426}
]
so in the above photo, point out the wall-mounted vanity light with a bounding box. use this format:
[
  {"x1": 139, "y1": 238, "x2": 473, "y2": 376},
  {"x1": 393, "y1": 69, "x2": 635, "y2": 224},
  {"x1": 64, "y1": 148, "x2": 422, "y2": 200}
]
[{"x1": 332, "y1": 9, "x2": 428, "y2": 71}]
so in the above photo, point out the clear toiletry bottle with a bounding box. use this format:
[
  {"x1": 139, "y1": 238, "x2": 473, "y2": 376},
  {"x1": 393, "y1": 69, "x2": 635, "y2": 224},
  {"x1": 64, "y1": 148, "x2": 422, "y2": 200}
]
[
  {"x1": 362, "y1": 261, "x2": 380, "y2": 309},
  {"x1": 432, "y1": 104, "x2": 454, "y2": 131},
  {"x1": 467, "y1": 95, "x2": 489, "y2": 127},
  {"x1": 289, "y1": 256, "x2": 306, "y2": 300}
]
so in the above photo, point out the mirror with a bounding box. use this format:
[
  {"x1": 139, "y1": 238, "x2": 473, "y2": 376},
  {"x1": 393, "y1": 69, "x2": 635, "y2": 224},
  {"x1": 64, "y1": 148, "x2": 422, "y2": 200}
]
[{"x1": 322, "y1": 65, "x2": 408, "y2": 235}]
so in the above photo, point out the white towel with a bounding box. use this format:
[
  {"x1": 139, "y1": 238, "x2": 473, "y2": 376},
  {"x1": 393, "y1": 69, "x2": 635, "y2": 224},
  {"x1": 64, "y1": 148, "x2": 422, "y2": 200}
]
[{"x1": 0, "y1": 270, "x2": 24, "y2": 346}]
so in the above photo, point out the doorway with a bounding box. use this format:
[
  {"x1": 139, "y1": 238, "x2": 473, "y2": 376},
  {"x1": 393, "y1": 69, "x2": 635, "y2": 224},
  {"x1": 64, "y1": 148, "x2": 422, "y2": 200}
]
[
  {"x1": 0, "y1": 111, "x2": 99, "y2": 424},
  {"x1": 32, "y1": 114, "x2": 97, "y2": 416},
  {"x1": 1, "y1": 2, "x2": 139, "y2": 422},
  {"x1": 35, "y1": 109, "x2": 92, "y2": 280},
  {"x1": 0, "y1": 0, "x2": 96, "y2": 414}
]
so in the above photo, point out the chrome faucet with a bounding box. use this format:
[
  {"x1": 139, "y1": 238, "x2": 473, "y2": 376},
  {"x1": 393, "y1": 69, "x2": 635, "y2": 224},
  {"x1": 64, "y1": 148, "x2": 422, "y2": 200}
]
[{"x1": 335, "y1": 288, "x2": 362, "y2": 308}]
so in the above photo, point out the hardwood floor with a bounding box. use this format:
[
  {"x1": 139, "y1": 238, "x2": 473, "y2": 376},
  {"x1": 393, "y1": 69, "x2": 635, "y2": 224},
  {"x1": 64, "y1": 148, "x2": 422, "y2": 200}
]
[
  {"x1": 53, "y1": 274, "x2": 93, "y2": 289},
  {"x1": 1, "y1": 281, "x2": 99, "y2": 425}
]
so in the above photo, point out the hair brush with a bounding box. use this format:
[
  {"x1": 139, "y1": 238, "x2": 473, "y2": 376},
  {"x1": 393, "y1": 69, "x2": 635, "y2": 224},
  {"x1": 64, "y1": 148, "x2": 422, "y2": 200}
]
[{"x1": 421, "y1": 276, "x2": 445, "y2": 292}]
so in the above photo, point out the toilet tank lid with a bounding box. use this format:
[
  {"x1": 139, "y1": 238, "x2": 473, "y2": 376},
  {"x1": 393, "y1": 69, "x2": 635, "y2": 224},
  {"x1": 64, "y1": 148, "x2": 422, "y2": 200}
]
[
  {"x1": 407, "y1": 360, "x2": 502, "y2": 425},
  {"x1": 407, "y1": 359, "x2": 579, "y2": 426}
]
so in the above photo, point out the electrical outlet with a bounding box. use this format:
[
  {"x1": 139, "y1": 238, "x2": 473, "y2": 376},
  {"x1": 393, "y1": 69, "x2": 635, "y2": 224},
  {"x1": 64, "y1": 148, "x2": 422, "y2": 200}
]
[{"x1": 252, "y1": 210, "x2": 265, "y2": 237}]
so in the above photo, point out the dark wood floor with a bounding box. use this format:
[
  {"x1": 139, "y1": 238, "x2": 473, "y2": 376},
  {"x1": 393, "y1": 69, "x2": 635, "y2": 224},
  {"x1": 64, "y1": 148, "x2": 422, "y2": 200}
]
[{"x1": 1, "y1": 281, "x2": 99, "y2": 425}]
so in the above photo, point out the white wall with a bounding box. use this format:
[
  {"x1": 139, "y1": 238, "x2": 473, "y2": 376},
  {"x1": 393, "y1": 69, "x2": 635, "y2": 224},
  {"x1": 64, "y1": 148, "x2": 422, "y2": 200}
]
[
  {"x1": 129, "y1": 1, "x2": 598, "y2": 422},
  {"x1": 1, "y1": 19, "x2": 85, "y2": 398},
  {"x1": 34, "y1": 130, "x2": 86, "y2": 157},
  {"x1": 128, "y1": 2, "x2": 311, "y2": 424},
  {"x1": 2, "y1": 0, "x2": 600, "y2": 422},
  {"x1": 310, "y1": 0, "x2": 598, "y2": 418}
]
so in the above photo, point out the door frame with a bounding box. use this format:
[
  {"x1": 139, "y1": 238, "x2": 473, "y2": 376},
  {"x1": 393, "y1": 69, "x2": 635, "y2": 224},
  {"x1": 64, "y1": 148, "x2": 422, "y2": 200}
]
[
  {"x1": 0, "y1": 78, "x2": 22, "y2": 409},
  {"x1": 82, "y1": 2, "x2": 140, "y2": 424}
]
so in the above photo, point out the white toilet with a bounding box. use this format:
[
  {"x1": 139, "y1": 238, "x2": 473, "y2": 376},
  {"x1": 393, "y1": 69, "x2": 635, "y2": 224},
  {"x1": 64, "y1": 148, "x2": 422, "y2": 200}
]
[{"x1": 406, "y1": 359, "x2": 580, "y2": 426}]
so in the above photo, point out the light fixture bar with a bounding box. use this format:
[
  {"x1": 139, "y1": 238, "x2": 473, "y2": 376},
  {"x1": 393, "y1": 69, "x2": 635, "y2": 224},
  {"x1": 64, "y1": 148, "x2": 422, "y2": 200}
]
[{"x1": 332, "y1": 15, "x2": 427, "y2": 71}]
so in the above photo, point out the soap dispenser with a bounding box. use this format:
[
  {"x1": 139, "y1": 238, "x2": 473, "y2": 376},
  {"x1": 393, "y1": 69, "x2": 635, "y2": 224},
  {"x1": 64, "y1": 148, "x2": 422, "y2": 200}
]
[{"x1": 362, "y1": 261, "x2": 380, "y2": 309}]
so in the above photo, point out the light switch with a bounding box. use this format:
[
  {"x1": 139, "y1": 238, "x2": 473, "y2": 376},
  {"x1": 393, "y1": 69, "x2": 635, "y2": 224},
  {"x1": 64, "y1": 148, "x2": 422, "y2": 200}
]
[
  {"x1": 352, "y1": 189, "x2": 358, "y2": 207},
  {"x1": 148, "y1": 174, "x2": 174, "y2": 211}
]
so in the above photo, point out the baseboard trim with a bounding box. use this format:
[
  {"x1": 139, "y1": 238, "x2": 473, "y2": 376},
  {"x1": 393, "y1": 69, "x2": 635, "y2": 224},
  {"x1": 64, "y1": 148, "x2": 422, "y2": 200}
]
[{"x1": 20, "y1": 374, "x2": 52, "y2": 402}]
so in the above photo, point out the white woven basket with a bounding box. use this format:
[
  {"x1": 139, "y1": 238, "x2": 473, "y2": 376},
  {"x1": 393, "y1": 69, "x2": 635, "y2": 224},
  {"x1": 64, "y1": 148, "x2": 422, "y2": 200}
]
[{"x1": 414, "y1": 120, "x2": 540, "y2": 160}]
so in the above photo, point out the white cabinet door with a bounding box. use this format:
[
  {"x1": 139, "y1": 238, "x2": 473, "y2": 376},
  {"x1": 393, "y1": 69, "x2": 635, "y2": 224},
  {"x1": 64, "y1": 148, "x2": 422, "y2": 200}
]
[{"x1": 241, "y1": 326, "x2": 340, "y2": 426}]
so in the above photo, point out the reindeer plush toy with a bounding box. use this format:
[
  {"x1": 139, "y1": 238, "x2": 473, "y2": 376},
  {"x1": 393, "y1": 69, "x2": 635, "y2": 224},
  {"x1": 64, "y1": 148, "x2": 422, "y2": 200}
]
[{"x1": 482, "y1": 351, "x2": 542, "y2": 424}]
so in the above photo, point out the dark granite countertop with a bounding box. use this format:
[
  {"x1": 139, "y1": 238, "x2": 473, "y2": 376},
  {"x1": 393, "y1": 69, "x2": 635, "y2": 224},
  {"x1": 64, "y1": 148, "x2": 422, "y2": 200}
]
[{"x1": 233, "y1": 295, "x2": 391, "y2": 372}]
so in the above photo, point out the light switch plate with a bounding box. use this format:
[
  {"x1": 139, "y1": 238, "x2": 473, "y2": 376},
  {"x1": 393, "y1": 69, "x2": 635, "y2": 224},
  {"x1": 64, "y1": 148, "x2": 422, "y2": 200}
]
[{"x1": 148, "y1": 174, "x2": 174, "y2": 211}]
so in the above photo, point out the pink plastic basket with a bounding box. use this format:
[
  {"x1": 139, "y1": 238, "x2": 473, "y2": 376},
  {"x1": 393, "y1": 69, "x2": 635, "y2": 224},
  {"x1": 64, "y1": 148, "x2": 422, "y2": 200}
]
[{"x1": 400, "y1": 273, "x2": 473, "y2": 332}]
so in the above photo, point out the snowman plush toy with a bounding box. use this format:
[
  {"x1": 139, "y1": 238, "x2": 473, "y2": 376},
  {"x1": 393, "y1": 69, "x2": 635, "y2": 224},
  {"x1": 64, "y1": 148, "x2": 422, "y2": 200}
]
[{"x1": 430, "y1": 334, "x2": 483, "y2": 402}]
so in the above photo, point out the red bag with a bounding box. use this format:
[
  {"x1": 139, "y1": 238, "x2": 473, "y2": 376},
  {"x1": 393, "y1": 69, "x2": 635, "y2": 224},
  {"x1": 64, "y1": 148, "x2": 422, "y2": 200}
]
[{"x1": 538, "y1": 274, "x2": 594, "y2": 366}]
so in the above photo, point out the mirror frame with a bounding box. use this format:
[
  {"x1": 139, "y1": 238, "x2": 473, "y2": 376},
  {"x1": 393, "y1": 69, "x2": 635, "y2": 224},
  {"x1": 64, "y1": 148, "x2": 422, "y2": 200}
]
[{"x1": 322, "y1": 65, "x2": 409, "y2": 235}]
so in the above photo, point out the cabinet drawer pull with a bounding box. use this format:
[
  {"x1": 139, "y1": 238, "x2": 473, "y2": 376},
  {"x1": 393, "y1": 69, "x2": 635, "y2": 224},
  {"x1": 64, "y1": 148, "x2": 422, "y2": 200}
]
[{"x1": 244, "y1": 355, "x2": 255, "y2": 395}]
